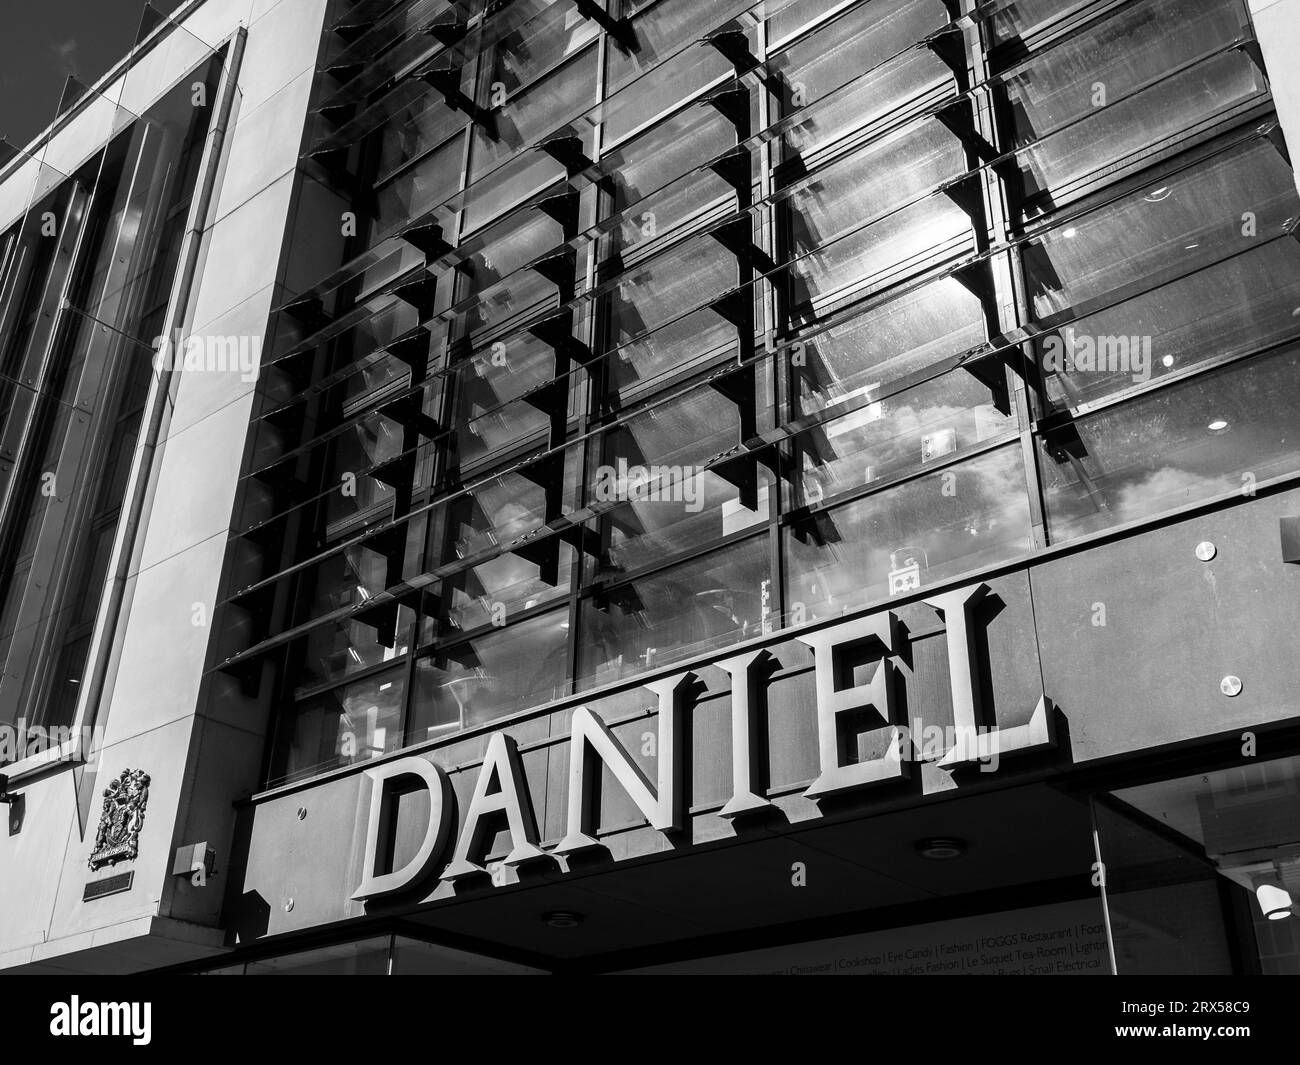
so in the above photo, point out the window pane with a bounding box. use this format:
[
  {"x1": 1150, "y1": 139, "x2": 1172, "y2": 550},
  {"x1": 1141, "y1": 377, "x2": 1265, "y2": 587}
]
[
  {"x1": 786, "y1": 194, "x2": 973, "y2": 322},
  {"x1": 481, "y1": 0, "x2": 599, "y2": 99},
  {"x1": 276, "y1": 667, "x2": 408, "y2": 784},
  {"x1": 790, "y1": 275, "x2": 988, "y2": 417},
  {"x1": 1038, "y1": 343, "x2": 1300, "y2": 542},
  {"x1": 1037, "y1": 238, "x2": 1300, "y2": 412},
  {"x1": 1012, "y1": 51, "x2": 1266, "y2": 218},
  {"x1": 577, "y1": 536, "x2": 772, "y2": 688},
  {"x1": 788, "y1": 369, "x2": 1015, "y2": 509},
  {"x1": 779, "y1": 116, "x2": 966, "y2": 262},
  {"x1": 1000, "y1": 0, "x2": 1249, "y2": 143},
  {"x1": 784, "y1": 445, "x2": 1031, "y2": 620},
  {"x1": 1022, "y1": 139, "x2": 1299, "y2": 319},
  {"x1": 771, "y1": 0, "x2": 948, "y2": 115},
  {"x1": 469, "y1": 47, "x2": 599, "y2": 180},
  {"x1": 413, "y1": 608, "x2": 570, "y2": 732}
]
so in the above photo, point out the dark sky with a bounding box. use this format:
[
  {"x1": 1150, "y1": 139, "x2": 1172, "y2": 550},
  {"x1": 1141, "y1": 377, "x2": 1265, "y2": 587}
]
[{"x1": 0, "y1": 0, "x2": 187, "y2": 152}]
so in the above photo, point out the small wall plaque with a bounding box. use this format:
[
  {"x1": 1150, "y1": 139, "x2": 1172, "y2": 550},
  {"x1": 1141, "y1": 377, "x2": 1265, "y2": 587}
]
[{"x1": 83, "y1": 871, "x2": 133, "y2": 901}]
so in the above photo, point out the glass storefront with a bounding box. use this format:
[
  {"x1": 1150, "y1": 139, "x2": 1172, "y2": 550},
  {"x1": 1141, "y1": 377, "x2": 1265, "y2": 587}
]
[{"x1": 1098, "y1": 755, "x2": 1300, "y2": 975}]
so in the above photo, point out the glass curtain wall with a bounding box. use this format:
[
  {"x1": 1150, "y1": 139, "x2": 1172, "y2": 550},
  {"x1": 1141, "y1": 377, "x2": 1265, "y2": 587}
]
[
  {"x1": 219, "y1": 0, "x2": 1300, "y2": 785},
  {"x1": 0, "y1": 59, "x2": 222, "y2": 758}
]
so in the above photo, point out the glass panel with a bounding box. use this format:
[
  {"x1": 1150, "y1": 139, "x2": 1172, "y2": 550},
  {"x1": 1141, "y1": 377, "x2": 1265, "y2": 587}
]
[
  {"x1": 790, "y1": 274, "x2": 988, "y2": 417},
  {"x1": 1022, "y1": 138, "x2": 1299, "y2": 320},
  {"x1": 294, "y1": 608, "x2": 415, "y2": 693},
  {"x1": 589, "y1": 384, "x2": 775, "y2": 575},
  {"x1": 600, "y1": 231, "x2": 738, "y2": 351},
  {"x1": 770, "y1": 0, "x2": 949, "y2": 117},
  {"x1": 1110, "y1": 755, "x2": 1300, "y2": 975},
  {"x1": 789, "y1": 370, "x2": 1015, "y2": 509},
  {"x1": 1093, "y1": 796, "x2": 1236, "y2": 975},
  {"x1": 608, "y1": 0, "x2": 745, "y2": 96},
  {"x1": 276, "y1": 668, "x2": 408, "y2": 784},
  {"x1": 447, "y1": 331, "x2": 573, "y2": 461},
  {"x1": 778, "y1": 117, "x2": 966, "y2": 261},
  {"x1": 999, "y1": 0, "x2": 1249, "y2": 143},
  {"x1": 775, "y1": 44, "x2": 953, "y2": 162},
  {"x1": 480, "y1": 0, "x2": 600, "y2": 100},
  {"x1": 374, "y1": 131, "x2": 466, "y2": 233},
  {"x1": 439, "y1": 542, "x2": 575, "y2": 632},
  {"x1": 986, "y1": 0, "x2": 1109, "y2": 49},
  {"x1": 577, "y1": 536, "x2": 772, "y2": 688},
  {"x1": 469, "y1": 47, "x2": 599, "y2": 180},
  {"x1": 1038, "y1": 342, "x2": 1300, "y2": 542},
  {"x1": 412, "y1": 607, "x2": 570, "y2": 731},
  {"x1": 1011, "y1": 51, "x2": 1267, "y2": 218},
  {"x1": 786, "y1": 193, "x2": 973, "y2": 324},
  {"x1": 1037, "y1": 237, "x2": 1300, "y2": 413},
  {"x1": 784, "y1": 445, "x2": 1031, "y2": 621},
  {"x1": 243, "y1": 938, "x2": 393, "y2": 975}
]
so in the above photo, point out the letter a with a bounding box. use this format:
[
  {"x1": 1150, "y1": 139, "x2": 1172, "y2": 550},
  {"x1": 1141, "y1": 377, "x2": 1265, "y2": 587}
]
[{"x1": 442, "y1": 733, "x2": 547, "y2": 881}]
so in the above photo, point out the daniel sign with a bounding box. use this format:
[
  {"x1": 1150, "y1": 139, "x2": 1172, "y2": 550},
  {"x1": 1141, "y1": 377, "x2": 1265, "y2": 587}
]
[{"x1": 351, "y1": 580, "x2": 1057, "y2": 901}]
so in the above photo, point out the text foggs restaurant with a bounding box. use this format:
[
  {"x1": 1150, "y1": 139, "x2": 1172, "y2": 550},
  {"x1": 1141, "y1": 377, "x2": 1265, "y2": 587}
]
[{"x1": 2, "y1": 0, "x2": 1300, "y2": 975}]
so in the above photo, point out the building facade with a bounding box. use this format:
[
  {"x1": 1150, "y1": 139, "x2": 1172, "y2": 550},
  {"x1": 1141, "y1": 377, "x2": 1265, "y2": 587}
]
[{"x1": 2, "y1": 0, "x2": 1300, "y2": 974}]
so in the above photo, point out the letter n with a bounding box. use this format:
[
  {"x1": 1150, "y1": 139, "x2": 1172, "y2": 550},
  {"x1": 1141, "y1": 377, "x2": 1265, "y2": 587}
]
[
  {"x1": 352, "y1": 756, "x2": 454, "y2": 901},
  {"x1": 555, "y1": 672, "x2": 697, "y2": 855}
]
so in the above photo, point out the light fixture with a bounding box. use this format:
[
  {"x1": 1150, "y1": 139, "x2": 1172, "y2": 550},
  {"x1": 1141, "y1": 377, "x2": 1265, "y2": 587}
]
[
  {"x1": 1207, "y1": 419, "x2": 1230, "y2": 434},
  {"x1": 542, "y1": 911, "x2": 584, "y2": 928},
  {"x1": 1144, "y1": 186, "x2": 1172, "y2": 203},
  {"x1": 915, "y1": 837, "x2": 966, "y2": 861},
  {"x1": 1161, "y1": 354, "x2": 1175, "y2": 368},
  {"x1": 1254, "y1": 870, "x2": 1293, "y2": 921},
  {"x1": 1062, "y1": 226, "x2": 1078, "y2": 238}
]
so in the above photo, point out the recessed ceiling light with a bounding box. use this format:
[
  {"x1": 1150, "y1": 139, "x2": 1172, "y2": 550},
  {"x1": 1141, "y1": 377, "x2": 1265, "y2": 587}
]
[
  {"x1": 542, "y1": 911, "x2": 584, "y2": 928},
  {"x1": 1061, "y1": 226, "x2": 1078, "y2": 238},
  {"x1": 915, "y1": 837, "x2": 966, "y2": 861},
  {"x1": 1145, "y1": 187, "x2": 1172, "y2": 203},
  {"x1": 1207, "y1": 419, "x2": 1230, "y2": 434}
]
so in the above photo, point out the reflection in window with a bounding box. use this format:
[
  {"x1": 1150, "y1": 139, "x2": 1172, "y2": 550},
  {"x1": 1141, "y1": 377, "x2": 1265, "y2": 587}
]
[
  {"x1": 469, "y1": 46, "x2": 599, "y2": 180},
  {"x1": 1022, "y1": 139, "x2": 1299, "y2": 320},
  {"x1": 577, "y1": 536, "x2": 771, "y2": 688},
  {"x1": 1011, "y1": 51, "x2": 1266, "y2": 218},
  {"x1": 413, "y1": 608, "x2": 570, "y2": 731},
  {"x1": 1038, "y1": 343, "x2": 1300, "y2": 542},
  {"x1": 1037, "y1": 238, "x2": 1300, "y2": 413},
  {"x1": 999, "y1": 0, "x2": 1248, "y2": 144},
  {"x1": 789, "y1": 275, "x2": 987, "y2": 417},
  {"x1": 277, "y1": 668, "x2": 407, "y2": 784},
  {"x1": 789, "y1": 369, "x2": 1014, "y2": 509},
  {"x1": 785, "y1": 445, "x2": 1031, "y2": 620}
]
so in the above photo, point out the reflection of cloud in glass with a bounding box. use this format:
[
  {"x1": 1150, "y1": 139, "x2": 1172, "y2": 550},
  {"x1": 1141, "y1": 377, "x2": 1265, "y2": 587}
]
[
  {"x1": 1052, "y1": 466, "x2": 1229, "y2": 542},
  {"x1": 791, "y1": 449, "x2": 1029, "y2": 617}
]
